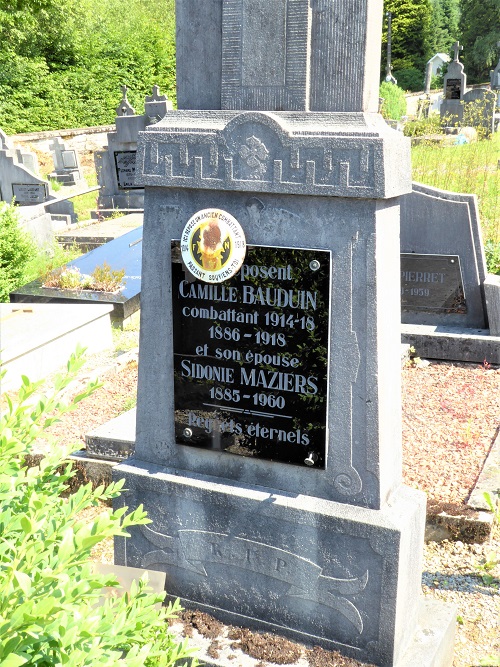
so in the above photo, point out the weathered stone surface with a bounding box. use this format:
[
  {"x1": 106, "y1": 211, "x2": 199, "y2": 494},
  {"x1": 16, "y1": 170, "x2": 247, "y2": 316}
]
[
  {"x1": 176, "y1": 0, "x2": 383, "y2": 113},
  {"x1": 114, "y1": 461, "x2": 427, "y2": 666},
  {"x1": 132, "y1": 187, "x2": 403, "y2": 511},
  {"x1": 136, "y1": 111, "x2": 411, "y2": 199},
  {"x1": 484, "y1": 273, "x2": 500, "y2": 336},
  {"x1": 401, "y1": 324, "x2": 500, "y2": 364},
  {"x1": 400, "y1": 182, "x2": 487, "y2": 328}
]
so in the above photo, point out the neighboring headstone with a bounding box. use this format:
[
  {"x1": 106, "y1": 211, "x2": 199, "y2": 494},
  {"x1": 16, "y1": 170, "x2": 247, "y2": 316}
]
[
  {"x1": 440, "y1": 41, "x2": 467, "y2": 125},
  {"x1": 0, "y1": 130, "x2": 50, "y2": 206},
  {"x1": 15, "y1": 147, "x2": 40, "y2": 175},
  {"x1": 463, "y1": 87, "x2": 497, "y2": 137},
  {"x1": 400, "y1": 182, "x2": 500, "y2": 362},
  {"x1": 484, "y1": 274, "x2": 500, "y2": 337},
  {"x1": 94, "y1": 86, "x2": 172, "y2": 215},
  {"x1": 48, "y1": 137, "x2": 84, "y2": 185},
  {"x1": 112, "y1": 2, "x2": 456, "y2": 666}
]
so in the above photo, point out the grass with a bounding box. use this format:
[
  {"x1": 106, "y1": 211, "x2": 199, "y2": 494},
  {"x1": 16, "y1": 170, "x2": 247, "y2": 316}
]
[
  {"x1": 71, "y1": 190, "x2": 99, "y2": 223},
  {"x1": 23, "y1": 241, "x2": 82, "y2": 284},
  {"x1": 411, "y1": 131, "x2": 500, "y2": 246}
]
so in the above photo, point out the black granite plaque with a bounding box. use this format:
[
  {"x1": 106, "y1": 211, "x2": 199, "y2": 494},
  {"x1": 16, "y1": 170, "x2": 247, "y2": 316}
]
[
  {"x1": 114, "y1": 151, "x2": 141, "y2": 190},
  {"x1": 172, "y1": 243, "x2": 330, "y2": 468},
  {"x1": 12, "y1": 183, "x2": 47, "y2": 205},
  {"x1": 401, "y1": 253, "x2": 466, "y2": 313},
  {"x1": 445, "y1": 78, "x2": 461, "y2": 100}
]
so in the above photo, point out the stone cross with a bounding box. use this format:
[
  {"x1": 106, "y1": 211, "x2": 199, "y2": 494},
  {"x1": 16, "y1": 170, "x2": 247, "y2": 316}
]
[
  {"x1": 452, "y1": 41, "x2": 463, "y2": 62},
  {"x1": 116, "y1": 85, "x2": 135, "y2": 117}
]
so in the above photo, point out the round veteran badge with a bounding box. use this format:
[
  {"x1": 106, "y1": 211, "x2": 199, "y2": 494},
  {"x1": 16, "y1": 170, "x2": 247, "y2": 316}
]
[{"x1": 180, "y1": 208, "x2": 246, "y2": 283}]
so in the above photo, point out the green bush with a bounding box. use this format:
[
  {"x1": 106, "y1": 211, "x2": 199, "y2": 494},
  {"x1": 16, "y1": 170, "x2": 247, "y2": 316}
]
[
  {"x1": 379, "y1": 81, "x2": 407, "y2": 120},
  {"x1": 0, "y1": 201, "x2": 37, "y2": 302},
  {"x1": 485, "y1": 240, "x2": 500, "y2": 275},
  {"x1": 403, "y1": 114, "x2": 443, "y2": 137},
  {"x1": 0, "y1": 346, "x2": 198, "y2": 667},
  {"x1": 392, "y1": 67, "x2": 424, "y2": 92}
]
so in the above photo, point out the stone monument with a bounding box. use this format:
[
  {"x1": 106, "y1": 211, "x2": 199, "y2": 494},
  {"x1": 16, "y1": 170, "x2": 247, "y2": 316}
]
[
  {"x1": 48, "y1": 136, "x2": 84, "y2": 186},
  {"x1": 440, "y1": 41, "x2": 467, "y2": 125},
  {"x1": 113, "y1": 1, "x2": 456, "y2": 665},
  {"x1": 0, "y1": 129, "x2": 50, "y2": 206},
  {"x1": 94, "y1": 85, "x2": 172, "y2": 215}
]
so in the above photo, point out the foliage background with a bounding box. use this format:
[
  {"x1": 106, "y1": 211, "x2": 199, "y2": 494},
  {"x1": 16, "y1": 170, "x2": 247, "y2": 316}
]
[{"x1": 0, "y1": 0, "x2": 176, "y2": 133}]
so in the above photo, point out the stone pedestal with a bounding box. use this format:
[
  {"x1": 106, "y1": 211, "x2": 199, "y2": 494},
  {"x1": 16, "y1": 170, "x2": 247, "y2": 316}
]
[{"x1": 115, "y1": 462, "x2": 434, "y2": 666}]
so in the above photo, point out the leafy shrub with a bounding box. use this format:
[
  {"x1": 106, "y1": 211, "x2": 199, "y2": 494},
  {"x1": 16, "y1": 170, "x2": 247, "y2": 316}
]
[
  {"x1": 0, "y1": 201, "x2": 37, "y2": 302},
  {"x1": 91, "y1": 261, "x2": 126, "y2": 292},
  {"x1": 379, "y1": 81, "x2": 407, "y2": 120},
  {"x1": 403, "y1": 114, "x2": 443, "y2": 137},
  {"x1": 0, "y1": 346, "x2": 198, "y2": 667},
  {"x1": 430, "y1": 73, "x2": 444, "y2": 90},
  {"x1": 485, "y1": 240, "x2": 500, "y2": 275},
  {"x1": 392, "y1": 67, "x2": 424, "y2": 92}
]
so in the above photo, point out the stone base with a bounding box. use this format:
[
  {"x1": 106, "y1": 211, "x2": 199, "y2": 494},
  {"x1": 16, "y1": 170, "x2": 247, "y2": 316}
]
[
  {"x1": 85, "y1": 408, "x2": 136, "y2": 461},
  {"x1": 401, "y1": 324, "x2": 500, "y2": 364},
  {"x1": 112, "y1": 460, "x2": 447, "y2": 667}
]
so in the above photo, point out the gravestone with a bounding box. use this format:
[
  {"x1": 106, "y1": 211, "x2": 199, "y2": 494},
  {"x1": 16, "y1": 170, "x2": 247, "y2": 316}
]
[
  {"x1": 0, "y1": 129, "x2": 50, "y2": 205},
  {"x1": 440, "y1": 41, "x2": 467, "y2": 125},
  {"x1": 48, "y1": 137, "x2": 84, "y2": 185},
  {"x1": 112, "y1": 1, "x2": 456, "y2": 666},
  {"x1": 94, "y1": 86, "x2": 172, "y2": 215},
  {"x1": 400, "y1": 183, "x2": 500, "y2": 362},
  {"x1": 463, "y1": 88, "x2": 497, "y2": 137}
]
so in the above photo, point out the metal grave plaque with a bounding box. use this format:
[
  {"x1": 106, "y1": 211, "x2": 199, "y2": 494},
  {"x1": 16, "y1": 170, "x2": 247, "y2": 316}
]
[
  {"x1": 172, "y1": 244, "x2": 330, "y2": 468},
  {"x1": 12, "y1": 183, "x2": 47, "y2": 205},
  {"x1": 114, "y1": 150, "x2": 141, "y2": 190},
  {"x1": 445, "y1": 78, "x2": 461, "y2": 100},
  {"x1": 401, "y1": 253, "x2": 466, "y2": 313},
  {"x1": 61, "y1": 149, "x2": 78, "y2": 169}
]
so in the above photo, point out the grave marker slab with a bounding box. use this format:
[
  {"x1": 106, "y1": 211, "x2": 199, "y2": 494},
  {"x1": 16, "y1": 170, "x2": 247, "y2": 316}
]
[
  {"x1": 441, "y1": 41, "x2": 467, "y2": 125},
  {"x1": 0, "y1": 130, "x2": 51, "y2": 207},
  {"x1": 12, "y1": 183, "x2": 47, "y2": 205},
  {"x1": 10, "y1": 226, "x2": 143, "y2": 324},
  {"x1": 49, "y1": 137, "x2": 84, "y2": 185},
  {"x1": 95, "y1": 86, "x2": 172, "y2": 214},
  {"x1": 172, "y1": 243, "x2": 330, "y2": 467},
  {"x1": 400, "y1": 183, "x2": 500, "y2": 363},
  {"x1": 401, "y1": 253, "x2": 466, "y2": 314},
  {"x1": 114, "y1": 151, "x2": 141, "y2": 189}
]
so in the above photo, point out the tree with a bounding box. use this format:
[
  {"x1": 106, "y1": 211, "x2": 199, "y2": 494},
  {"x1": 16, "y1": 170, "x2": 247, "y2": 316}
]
[
  {"x1": 428, "y1": 0, "x2": 460, "y2": 56},
  {"x1": 382, "y1": 0, "x2": 433, "y2": 74},
  {"x1": 460, "y1": 0, "x2": 500, "y2": 82}
]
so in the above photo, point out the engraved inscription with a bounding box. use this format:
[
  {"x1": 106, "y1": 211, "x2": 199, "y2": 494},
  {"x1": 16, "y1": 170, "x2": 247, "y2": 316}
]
[
  {"x1": 140, "y1": 525, "x2": 368, "y2": 633},
  {"x1": 172, "y1": 244, "x2": 329, "y2": 468},
  {"x1": 401, "y1": 254, "x2": 467, "y2": 314}
]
